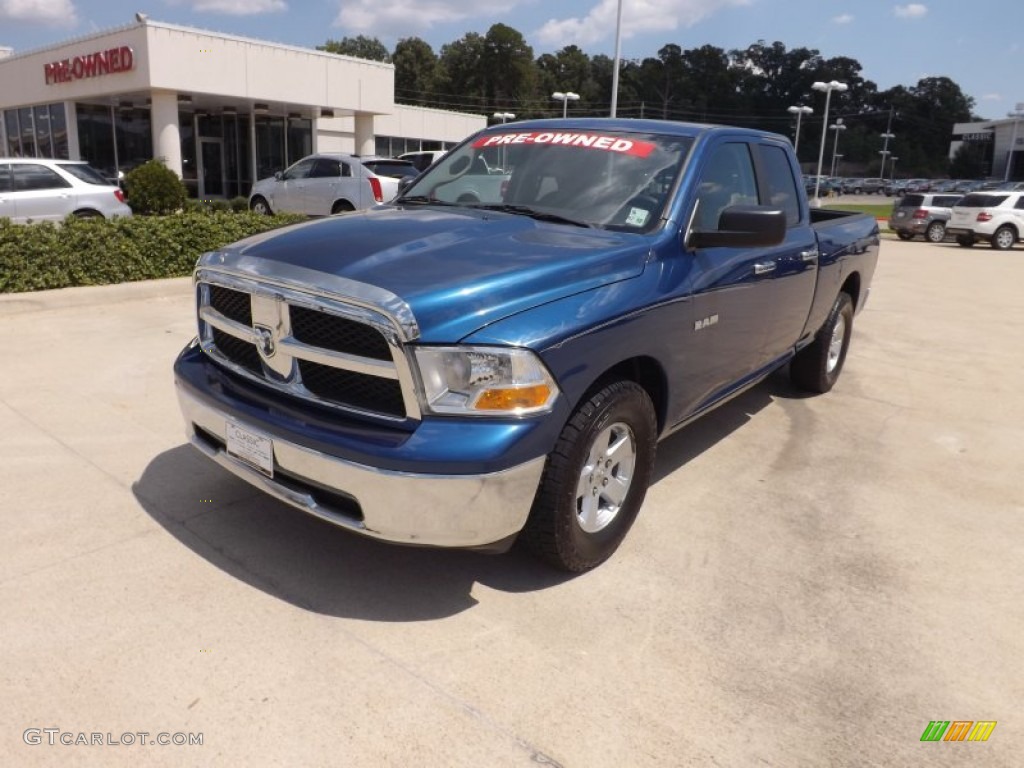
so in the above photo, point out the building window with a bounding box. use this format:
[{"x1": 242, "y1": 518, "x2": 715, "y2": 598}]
[
  {"x1": 49, "y1": 104, "x2": 69, "y2": 159},
  {"x1": 287, "y1": 117, "x2": 312, "y2": 166},
  {"x1": 255, "y1": 116, "x2": 285, "y2": 180},
  {"x1": 34, "y1": 105, "x2": 52, "y2": 158},
  {"x1": 4, "y1": 110, "x2": 19, "y2": 156},
  {"x1": 18, "y1": 108, "x2": 35, "y2": 157},
  {"x1": 76, "y1": 103, "x2": 152, "y2": 183}
]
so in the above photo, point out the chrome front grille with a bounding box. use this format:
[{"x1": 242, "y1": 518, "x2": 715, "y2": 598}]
[{"x1": 195, "y1": 270, "x2": 420, "y2": 422}]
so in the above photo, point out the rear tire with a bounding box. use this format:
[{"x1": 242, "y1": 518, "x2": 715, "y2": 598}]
[
  {"x1": 520, "y1": 381, "x2": 657, "y2": 572},
  {"x1": 72, "y1": 209, "x2": 103, "y2": 219},
  {"x1": 791, "y1": 292, "x2": 854, "y2": 394},
  {"x1": 925, "y1": 221, "x2": 946, "y2": 243},
  {"x1": 991, "y1": 225, "x2": 1017, "y2": 251}
]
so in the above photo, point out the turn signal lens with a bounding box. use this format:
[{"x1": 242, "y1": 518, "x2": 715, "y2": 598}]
[{"x1": 475, "y1": 385, "x2": 553, "y2": 411}]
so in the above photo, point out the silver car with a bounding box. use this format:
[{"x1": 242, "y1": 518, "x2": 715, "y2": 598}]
[
  {"x1": 888, "y1": 193, "x2": 962, "y2": 243},
  {"x1": 0, "y1": 158, "x2": 133, "y2": 223},
  {"x1": 248, "y1": 153, "x2": 396, "y2": 216}
]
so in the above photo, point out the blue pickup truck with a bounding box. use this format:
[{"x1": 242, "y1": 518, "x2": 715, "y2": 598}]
[{"x1": 174, "y1": 118, "x2": 879, "y2": 571}]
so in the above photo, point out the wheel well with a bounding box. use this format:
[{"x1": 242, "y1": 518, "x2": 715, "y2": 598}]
[
  {"x1": 584, "y1": 356, "x2": 668, "y2": 433},
  {"x1": 841, "y1": 272, "x2": 862, "y2": 311},
  {"x1": 332, "y1": 199, "x2": 355, "y2": 213},
  {"x1": 72, "y1": 208, "x2": 104, "y2": 218}
]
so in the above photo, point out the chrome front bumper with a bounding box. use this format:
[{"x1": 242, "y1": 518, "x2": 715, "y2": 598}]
[{"x1": 176, "y1": 383, "x2": 546, "y2": 549}]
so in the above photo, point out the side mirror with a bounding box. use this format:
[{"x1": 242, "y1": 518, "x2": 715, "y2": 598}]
[
  {"x1": 688, "y1": 205, "x2": 787, "y2": 249},
  {"x1": 274, "y1": 171, "x2": 283, "y2": 181}
]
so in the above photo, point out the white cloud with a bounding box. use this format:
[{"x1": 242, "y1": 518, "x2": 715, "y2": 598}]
[
  {"x1": 335, "y1": 0, "x2": 528, "y2": 35},
  {"x1": 189, "y1": 0, "x2": 287, "y2": 15},
  {"x1": 982, "y1": 93, "x2": 1002, "y2": 101},
  {"x1": 833, "y1": 13, "x2": 854, "y2": 24},
  {"x1": 0, "y1": 0, "x2": 77, "y2": 24},
  {"x1": 537, "y1": 0, "x2": 751, "y2": 48},
  {"x1": 893, "y1": 4, "x2": 927, "y2": 19}
]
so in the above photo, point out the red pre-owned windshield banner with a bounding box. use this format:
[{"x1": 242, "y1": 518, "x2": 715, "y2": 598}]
[{"x1": 472, "y1": 132, "x2": 656, "y2": 158}]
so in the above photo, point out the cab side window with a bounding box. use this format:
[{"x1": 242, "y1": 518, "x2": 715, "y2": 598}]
[
  {"x1": 694, "y1": 143, "x2": 758, "y2": 231},
  {"x1": 758, "y1": 145, "x2": 801, "y2": 226}
]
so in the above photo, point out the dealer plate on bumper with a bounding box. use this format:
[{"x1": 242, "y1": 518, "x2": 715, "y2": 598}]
[{"x1": 225, "y1": 421, "x2": 274, "y2": 478}]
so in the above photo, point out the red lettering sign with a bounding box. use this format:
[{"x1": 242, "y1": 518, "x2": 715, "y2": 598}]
[
  {"x1": 44, "y1": 46, "x2": 134, "y2": 84},
  {"x1": 472, "y1": 132, "x2": 657, "y2": 158}
]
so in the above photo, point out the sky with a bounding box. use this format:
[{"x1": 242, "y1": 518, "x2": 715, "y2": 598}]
[{"x1": 1, "y1": 0, "x2": 1021, "y2": 121}]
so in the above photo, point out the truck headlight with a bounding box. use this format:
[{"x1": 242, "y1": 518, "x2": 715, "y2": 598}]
[{"x1": 412, "y1": 346, "x2": 559, "y2": 416}]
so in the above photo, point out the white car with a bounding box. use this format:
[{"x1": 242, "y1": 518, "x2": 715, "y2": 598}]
[
  {"x1": 947, "y1": 191, "x2": 1024, "y2": 250},
  {"x1": 0, "y1": 158, "x2": 133, "y2": 223},
  {"x1": 398, "y1": 150, "x2": 447, "y2": 173},
  {"x1": 248, "y1": 153, "x2": 395, "y2": 216}
]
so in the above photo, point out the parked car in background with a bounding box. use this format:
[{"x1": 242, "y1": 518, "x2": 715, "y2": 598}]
[
  {"x1": 398, "y1": 150, "x2": 447, "y2": 173},
  {"x1": 888, "y1": 193, "x2": 962, "y2": 242},
  {"x1": 845, "y1": 177, "x2": 885, "y2": 194},
  {"x1": 0, "y1": 158, "x2": 132, "y2": 223},
  {"x1": 947, "y1": 192, "x2": 1024, "y2": 250},
  {"x1": 359, "y1": 158, "x2": 419, "y2": 183},
  {"x1": 248, "y1": 153, "x2": 395, "y2": 216}
]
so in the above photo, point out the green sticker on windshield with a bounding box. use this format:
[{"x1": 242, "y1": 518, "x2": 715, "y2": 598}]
[{"x1": 625, "y1": 207, "x2": 650, "y2": 227}]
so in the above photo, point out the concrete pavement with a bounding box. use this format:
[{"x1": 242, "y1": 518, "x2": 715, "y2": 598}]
[{"x1": 1, "y1": 239, "x2": 1021, "y2": 766}]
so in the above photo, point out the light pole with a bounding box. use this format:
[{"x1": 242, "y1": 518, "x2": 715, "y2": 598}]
[
  {"x1": 1004, "y1": 103, "x2": 1024, "y2": 181},
  {"x1": 552, "y1": 91, "x2": 580, "y2": 118},
  {"x1": 890, "y1": 157, "x2": 899, "y2": 183},
  {"x1": 610, "y1": 0, "x2": 624, "y2": 117},
  {"x1": 812, "y1": 80, "x2": 848, "y2": 204},
  {"x1": 787, "y1": 105, "x2": 813, "y2": 157},
  {"x1": 879, "y1": 131, "x2": 895, "y2": 179},
  {"x1": 829, "y1": 118, "x2": 847, "y2": 181},
  {"x1": 832, "y1": 154, "x2": 844, "y2": 178},
  {"x1": 492, "y1": 112, "x2": 515, "y2": 170}
]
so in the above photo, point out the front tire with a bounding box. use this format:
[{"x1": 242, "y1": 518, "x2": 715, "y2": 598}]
[
  {"x1": 991, "y1": 225, "x2": 1017, "y2": 251},
  {"x1": 250, "y1": 196, "x2": 271, "y2": 215},
  {"x1": 521, "y1": 381, "x2": 657, "y2": 572},
  {"x1": 925, "y1": 221, "x2": 946, "y2": 243},
  {"x1": 791, "y1": 292, "x2": 854, "y2": 394}
]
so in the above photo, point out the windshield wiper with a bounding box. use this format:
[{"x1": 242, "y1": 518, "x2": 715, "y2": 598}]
[
  {"x1": 472, "y1": 204, "x2": 593, "y2": 228},
  {"x1": 395, "y1": 195, "x2": 460, "y2": 206}
]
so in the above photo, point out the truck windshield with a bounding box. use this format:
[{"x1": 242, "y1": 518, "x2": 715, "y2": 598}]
[{"x1": 398, "y1": 130, "x2": 693, "y2": 233}]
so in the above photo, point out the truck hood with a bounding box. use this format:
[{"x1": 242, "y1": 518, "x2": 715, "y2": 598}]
[{"x1": 218, "y1": 206, "x2": 651, "y2": 341}]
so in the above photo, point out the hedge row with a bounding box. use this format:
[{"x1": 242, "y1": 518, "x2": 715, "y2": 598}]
[{"x1": 0, "y1": 211, "x2": 307, "y2": 293}]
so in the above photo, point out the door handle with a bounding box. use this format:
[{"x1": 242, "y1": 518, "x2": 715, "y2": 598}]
[
  {"x1": 800, "y1": 249, "x2": 819, "y2": 262},
  {"x1": 754, "y1": 261, "x2": 777, "y2": 275}
]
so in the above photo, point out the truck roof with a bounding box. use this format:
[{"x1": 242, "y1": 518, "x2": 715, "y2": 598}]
[{"x1": 475, "y1": 117, "x2": 785, "y2": 143}]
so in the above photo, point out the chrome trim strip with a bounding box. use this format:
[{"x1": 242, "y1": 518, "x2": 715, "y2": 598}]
[
  {"x1": 196, "y1": 251, "x2": 420, "y2": 341},
  {"x1": 277, "y1": 337, "x2": 400, "y2": 379},
  {"x1": 199, "y1": 306, "x2": 258, "y2": 343},
  {"x1": 177, "y1": 383, "x2": 545, "y2": 548}
]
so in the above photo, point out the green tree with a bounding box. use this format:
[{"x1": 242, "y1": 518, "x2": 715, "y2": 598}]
[
  {"x1": 318, "y1": 35, "x2": 390, "y2": 62},
  {"x1": 393, "y1": 37, "x2": 440, "y2": 106},
  {"x1": 950, "y1": 142, "x2": 989, "y2": 179},
  {"x1": 437, "y1": 33, "x2": 487, "y2": 111},
  {"x1": 482, "y1": 24, "x2": 535, "y2": 111}
]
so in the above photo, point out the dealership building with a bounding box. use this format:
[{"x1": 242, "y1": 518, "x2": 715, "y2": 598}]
[
  {"x1": 948, "y1": 112, "x2": 1024, "y2": 180},
  {"x1": 0, "y1": 18, "x2": 486, "y2": 198}
]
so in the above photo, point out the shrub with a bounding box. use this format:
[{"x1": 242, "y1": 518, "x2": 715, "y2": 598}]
[
  {"x1": 0, "y1": 211, "x2": 307, "y2": 293},
  {"x1": 124, "y1": 159, "x2": 188, "y2": 215},
  {"x1": 230, "y1": 196, "x2": 249, "y2": 213}
]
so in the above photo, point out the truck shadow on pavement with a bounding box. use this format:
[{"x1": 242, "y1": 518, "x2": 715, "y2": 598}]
[{"x1": 133, "y1": 368, "x2": 804, "y2": 621}]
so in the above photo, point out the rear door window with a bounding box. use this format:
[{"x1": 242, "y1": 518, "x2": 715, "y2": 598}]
[
  {"x1": 310, "y1": 158, "x2": 341, "y2": 178},
  {"x1": 756, "y1": 144, "x2": 800, "y2": 225},
  {"x1": 934, "y1": 195, "x2": 960, "y2": 207},
  {"x1": 899, "y1": 194, "x2": 924, "y2": 207},
  {"x1": 12, "y1": 164, "x2": 72, "y2": 191}
]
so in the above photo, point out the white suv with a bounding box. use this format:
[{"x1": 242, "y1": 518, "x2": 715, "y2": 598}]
[
  {"x1": 248, "y1": 153, "x2": 394, "y2": 216},
  {"x1": 0, "y1": 158, "x2": 133, "y2": 223},
  {"x1": 947, "y1": 191, "x2": 1024, "y2": 250}
]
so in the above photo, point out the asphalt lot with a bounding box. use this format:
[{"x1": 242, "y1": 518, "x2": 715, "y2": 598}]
[{"x1": 1, "y1": 237, "x2": 1021, "y2": 767}]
